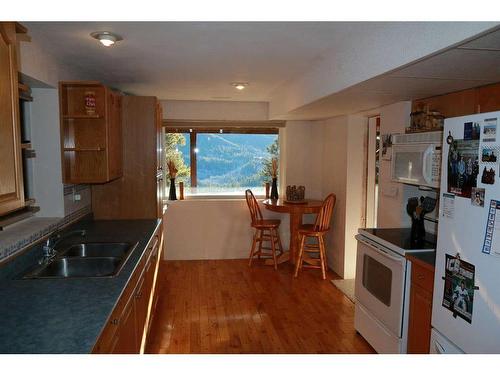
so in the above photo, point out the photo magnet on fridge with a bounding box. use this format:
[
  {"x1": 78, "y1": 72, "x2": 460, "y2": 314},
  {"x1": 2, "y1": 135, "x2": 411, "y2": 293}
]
[
  {"x1": 483, "y1": 118, "x2": 497, "y2": 142},
  {"x1": 442, "y1": 254, "x2": 475, "y2": 324},
  {"x1": 471, "y1": 187, "x2": 485, "y2": 207},
  {"x1": 481, "y1": 166, "x2": 496, "y2": 185},
  {"x1": 482, "y1": 200, "x2": 500, "y2": 257},
  {"x1": 464, "y1": 122, "x2": 480, "y2": 140},
  {"x1": 481, "y1": 147, "x2": 498, "y2": 163},
  {"x1": 447, "y1": 139, "x2": 480, "y2": 198}
]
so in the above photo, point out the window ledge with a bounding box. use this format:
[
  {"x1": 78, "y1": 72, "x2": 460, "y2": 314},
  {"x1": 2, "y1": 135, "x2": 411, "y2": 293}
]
[{"x1": 166, "y1": 194, "x2": 266, "y2": 201}]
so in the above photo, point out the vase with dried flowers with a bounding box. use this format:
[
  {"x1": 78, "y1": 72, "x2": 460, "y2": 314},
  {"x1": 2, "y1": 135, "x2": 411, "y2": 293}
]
[
  {"x1": 270, "y1": 158, "x2": 279, "y2": 200},
  {"x1": 167, "y1": 159, "x2": 178, "y2": 200}
]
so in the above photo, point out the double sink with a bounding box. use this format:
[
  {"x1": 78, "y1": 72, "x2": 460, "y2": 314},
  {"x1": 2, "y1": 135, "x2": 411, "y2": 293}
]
[{"x1": 22, "y1": 242, "x2": 138, "y2": 279}]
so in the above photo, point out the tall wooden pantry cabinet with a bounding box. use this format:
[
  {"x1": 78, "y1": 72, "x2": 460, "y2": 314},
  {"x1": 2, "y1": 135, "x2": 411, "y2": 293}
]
[{"x1": 92, "y1": 96, "x2": 165, "y2": 219}]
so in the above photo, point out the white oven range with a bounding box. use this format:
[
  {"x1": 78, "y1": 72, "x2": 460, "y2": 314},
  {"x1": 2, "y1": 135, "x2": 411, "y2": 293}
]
[{"x1": 354, "y1": 228, "x2": 436, "y2": 353}]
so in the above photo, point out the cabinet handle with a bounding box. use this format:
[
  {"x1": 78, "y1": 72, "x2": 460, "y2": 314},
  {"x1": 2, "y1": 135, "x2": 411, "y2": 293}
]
[
  {"x1": 111, "y1": 318, "x2": 120, "y2": 325},
  {"x1": 417, "y1": 274, "x2": 425, "y2": 280},
  {"x1": 136, "y1": 291, "x2": 143, "y2": 299}
]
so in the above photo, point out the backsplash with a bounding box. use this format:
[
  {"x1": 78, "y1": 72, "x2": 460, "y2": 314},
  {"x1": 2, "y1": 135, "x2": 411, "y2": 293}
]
[
  {"x1": 0, "y1": 205, "x2": 91, "y2": 263},
  {"x1": 63, "y1": 184, "x2": 91, "y2": 217}
]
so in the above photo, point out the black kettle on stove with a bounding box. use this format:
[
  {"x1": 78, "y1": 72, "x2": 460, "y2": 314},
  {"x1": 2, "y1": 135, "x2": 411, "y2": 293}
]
[{"x1": 407, "y1": 196, "x2": 437, "y2": 245}]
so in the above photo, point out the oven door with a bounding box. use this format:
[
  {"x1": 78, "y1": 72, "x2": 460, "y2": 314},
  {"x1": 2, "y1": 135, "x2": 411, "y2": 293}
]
[{"x1": 355, "y1": 235, "x2": 407, "y2": 338}]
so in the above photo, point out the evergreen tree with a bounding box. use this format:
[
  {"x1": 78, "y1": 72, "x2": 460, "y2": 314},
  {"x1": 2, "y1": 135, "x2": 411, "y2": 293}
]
[
  {"x1": 164, "y1": 133, "x2": 190, "y2": 184},
  {"x1": 260, "y1": 138, "x2": 279, "y2": 180}
]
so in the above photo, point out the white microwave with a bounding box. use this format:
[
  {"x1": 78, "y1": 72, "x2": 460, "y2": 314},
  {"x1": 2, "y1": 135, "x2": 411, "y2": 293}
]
[{"x1": 390, "y1": 131, "x2": 442, "y2": 188}]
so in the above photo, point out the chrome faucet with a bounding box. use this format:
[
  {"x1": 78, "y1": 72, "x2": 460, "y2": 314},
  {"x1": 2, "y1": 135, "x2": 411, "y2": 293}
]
[{"x1": 40, "y1": 229, "x2": 86, "y2": 265}]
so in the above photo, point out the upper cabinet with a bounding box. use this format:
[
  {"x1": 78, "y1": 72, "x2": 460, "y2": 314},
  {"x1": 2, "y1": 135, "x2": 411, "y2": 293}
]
[
  {"x1": 59, "y1": 81, "x2": 123, "y2": 184},
  {"x1": 477, "y1": 84, "x2": 500, "y2": 114},
  {"x1": 0, "y1": 22, "x2": 25, "y2": 216},
  {"x1": 413, "y1": 82, "x2": 500, "y2": 118}
]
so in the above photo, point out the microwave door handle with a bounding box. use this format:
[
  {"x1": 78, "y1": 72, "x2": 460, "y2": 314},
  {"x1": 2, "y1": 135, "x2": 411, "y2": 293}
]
[{"x1": 422, "y1": 145, "x2": 433, "y2": 185}]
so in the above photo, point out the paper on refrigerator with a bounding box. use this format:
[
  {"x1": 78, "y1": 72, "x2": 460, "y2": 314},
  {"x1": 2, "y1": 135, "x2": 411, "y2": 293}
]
[{"x1": 482, "y1": 199, "x2": 500, "y2": 257}]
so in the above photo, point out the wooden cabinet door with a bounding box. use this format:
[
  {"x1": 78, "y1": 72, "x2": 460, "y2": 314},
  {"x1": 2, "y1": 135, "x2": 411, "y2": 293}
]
[
  {"x1": 156, "y1": 102, "x2": 164, "y2": 218},
  {"x1": 157, "y1": 171, "x2": 165, "y2": 218},
  {"x1": 0, "y1": 22, "x2": 24, "y2": 216},
  {"x1": 110, "y1": 292, "x2": 138, "y2": 354},
  {"x1": 106, "y1": 89, "x2": 123, "y2": 180},
  {"x1": 156, "y1": 101, "x2": 163, "y2": 171},
  {"x1": 477, "y1": 84, "x2": 500, "y2": 114},
  {"x1": 147, "y1": 234, "x2": 163, "y2": 335},
  {"x1": 134, "y1": 273, "x2": 149, "y2": 351},
  {"x1": 407, "y1": 284, "x2": 433, "y2": 353}
]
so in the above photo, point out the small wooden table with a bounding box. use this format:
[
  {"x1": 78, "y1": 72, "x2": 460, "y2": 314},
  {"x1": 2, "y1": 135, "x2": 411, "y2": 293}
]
[{"x1": 262, "y1": 198, "x2": 323, "y2": 265}]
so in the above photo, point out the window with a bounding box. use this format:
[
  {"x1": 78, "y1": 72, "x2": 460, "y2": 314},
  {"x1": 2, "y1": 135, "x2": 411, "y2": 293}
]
[{"x1": 164, "y1": 127, "x2": 279, "y2": 196}]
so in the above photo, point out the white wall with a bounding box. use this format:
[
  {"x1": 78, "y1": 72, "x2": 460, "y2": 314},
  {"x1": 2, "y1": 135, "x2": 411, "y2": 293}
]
[
  {"x1": 164, "y1": 199, "x2": 288, "y2": 260},
  {"x1": 161, "y1": 100, "x2": 269, "y2": 121},
  {"x1": 320, "y1": 115, "x2": 366, "y2": 278},
  {"x1": 321, "y1": 117, "x2": 348, "y2": 276},
  {"x1": 30, "y1": 89, "x2": 65, "y2": 217},
  {"x1": 376, "y1": 101, "x2": 418, "y2": 228},
  {"x1": 19, "y1": 37, "x2": 86, "y2": 88},
  {"x1": 282, "y1": 121, "x2": 324, "y2": 200},
  {"x1": 344, "y1": 116, "x2": 368, "y2": 278},
  {"x1": 29, "y1": 88, "x2": 93, "y2": 219}
]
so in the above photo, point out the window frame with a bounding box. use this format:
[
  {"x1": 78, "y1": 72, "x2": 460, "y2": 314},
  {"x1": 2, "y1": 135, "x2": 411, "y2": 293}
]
[{"x1": 164, "y1": 125, "x2": 280, "y2": 191}]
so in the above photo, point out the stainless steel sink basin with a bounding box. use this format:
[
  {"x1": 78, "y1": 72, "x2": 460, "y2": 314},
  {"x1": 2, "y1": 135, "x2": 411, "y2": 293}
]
[
  {"x1": 31, "y1": 257, "x2": 122, "y2": 278},
  {"x1": 22, "y1": 241, "x2": 137, "y2": 279},
  {"x1": 60, "y1": 242, "x2": 131, "y2": 258}
]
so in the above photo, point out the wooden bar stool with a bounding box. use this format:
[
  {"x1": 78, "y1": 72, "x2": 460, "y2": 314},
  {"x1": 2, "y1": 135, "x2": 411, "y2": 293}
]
[
  {"x1": 245, "y1": 189, "x2": 284, "y2": 270},
  {"x1": 294, "y1": 193, "x2": 336, "y2": 280}
]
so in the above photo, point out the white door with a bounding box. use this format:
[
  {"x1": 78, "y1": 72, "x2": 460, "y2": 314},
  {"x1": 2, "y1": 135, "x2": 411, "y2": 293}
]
[
  {"x1": 355, "y1": 236, "x2": 407, "y2": 337},
  {"x1": 432, "y1": 111, "x2": 500, "y2": 353}
]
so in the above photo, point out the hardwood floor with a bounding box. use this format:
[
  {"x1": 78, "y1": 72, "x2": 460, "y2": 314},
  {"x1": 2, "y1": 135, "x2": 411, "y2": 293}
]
[{"x1": 146, "y1": 259, "x2": 375, "y2": 354}]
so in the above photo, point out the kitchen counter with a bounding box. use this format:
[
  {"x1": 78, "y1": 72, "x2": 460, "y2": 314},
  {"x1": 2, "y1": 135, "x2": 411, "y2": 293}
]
[
  {"x1": 0, "y1": 218, "x2": 160, "y2": 353},
  {"x1": 406, "y1": 250, "x2": 436, "y2": 271}
]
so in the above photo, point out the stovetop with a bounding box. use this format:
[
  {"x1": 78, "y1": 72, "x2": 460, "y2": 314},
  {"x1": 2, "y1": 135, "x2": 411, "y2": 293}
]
[{"x1": 358, "y1": 228, "x2": 437, "y2": 255}]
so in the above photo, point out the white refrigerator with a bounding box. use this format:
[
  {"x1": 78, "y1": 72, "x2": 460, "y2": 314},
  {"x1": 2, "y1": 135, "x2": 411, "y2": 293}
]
[{"x1": 431, "y1": 111, "x2": 500, "y2": 353}]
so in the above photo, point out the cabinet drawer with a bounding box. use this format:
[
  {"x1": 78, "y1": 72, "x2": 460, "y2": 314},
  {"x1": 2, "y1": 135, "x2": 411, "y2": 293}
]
[{"x1": 411, "y1": 261, "x2": 434, "y2": 293}]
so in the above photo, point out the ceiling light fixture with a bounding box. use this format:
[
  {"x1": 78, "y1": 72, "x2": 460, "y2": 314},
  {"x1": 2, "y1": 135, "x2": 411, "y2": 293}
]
[
  {"x1": 231, "y1": 82, "x2": 248, "y2": 91},
  {"x1": 90, "y1": 31, "x2": 123, "y2": 47}
]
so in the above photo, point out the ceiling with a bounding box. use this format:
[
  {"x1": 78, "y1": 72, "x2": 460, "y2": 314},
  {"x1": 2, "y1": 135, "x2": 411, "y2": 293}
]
[
  {"x1": 25, "y1": 22, "x2": 364, "y2": 101},
  {"x1": 286, "y1": 27, "x2": 500, "y2": 119},
  {"x1": 24, "y1": 22, "x2": 500, "y2": 119}
]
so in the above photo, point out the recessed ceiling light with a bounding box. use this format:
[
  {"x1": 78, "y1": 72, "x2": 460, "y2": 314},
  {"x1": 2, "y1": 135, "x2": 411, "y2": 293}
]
[
  {"x1": 231, "y1": 82, "x2": 248, "y2": 90},
  {"x1": 90, "y1": 31, "x2": 123, "y2": 47}
]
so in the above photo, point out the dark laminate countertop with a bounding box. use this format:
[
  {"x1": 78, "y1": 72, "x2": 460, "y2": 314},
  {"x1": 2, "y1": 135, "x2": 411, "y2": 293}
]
[
  {"x1": 406, "y1": 250, "x2": 436, "y2": 271},
  {"x1": 0, "y1": 218, "x2": 160, "y2": 353}
]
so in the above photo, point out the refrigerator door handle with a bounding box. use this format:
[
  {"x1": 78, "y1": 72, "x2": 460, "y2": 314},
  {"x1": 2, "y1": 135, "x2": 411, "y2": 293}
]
[{"x1": 433, "y1": 340, "x2": 445, "y2": 354}]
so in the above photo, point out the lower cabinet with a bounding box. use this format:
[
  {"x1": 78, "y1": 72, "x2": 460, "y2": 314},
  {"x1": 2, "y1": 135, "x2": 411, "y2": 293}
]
[
  {"x1": 93, "y1": 224, "x2": 163, "y2": 354},
  {"x1": 407, "y1": 258, "x2": 435, "y2": 354},
  {"x1": 109, "y1": 292, "x2": 137, "y2": 354}
]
